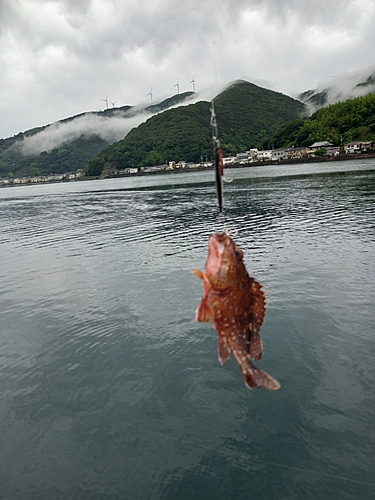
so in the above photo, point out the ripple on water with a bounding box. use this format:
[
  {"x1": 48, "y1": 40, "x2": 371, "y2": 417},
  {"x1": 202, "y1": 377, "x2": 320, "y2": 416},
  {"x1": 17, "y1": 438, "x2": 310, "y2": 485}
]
[{"x1": 0, "y1": 164, "x2": 375, "y2": 499}]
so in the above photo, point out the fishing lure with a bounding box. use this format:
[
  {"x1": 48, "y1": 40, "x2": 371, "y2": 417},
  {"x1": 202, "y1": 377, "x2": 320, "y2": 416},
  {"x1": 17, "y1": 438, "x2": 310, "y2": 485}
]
[{"x1": 210, "y1": 102, "x2": 224, "y2": 216}]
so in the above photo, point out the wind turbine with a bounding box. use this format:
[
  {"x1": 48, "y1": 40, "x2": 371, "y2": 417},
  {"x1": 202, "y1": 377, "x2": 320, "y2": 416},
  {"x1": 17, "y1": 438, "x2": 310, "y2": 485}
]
[
  {"x1": 190, "y1": 74, "x2": 196, "y2": 93},
  {"x1": 174, "y1": 78, "x2": 180, "y2": 95},
  {"x1": 111, "y1": 100, "x2": 117, "y2": 108},
  {"x1": 102, "y1": 95, "x2": 109, "y2": 109},
  {"x1": 147, "y1": 88, "x2": 154, "y2": 101}
]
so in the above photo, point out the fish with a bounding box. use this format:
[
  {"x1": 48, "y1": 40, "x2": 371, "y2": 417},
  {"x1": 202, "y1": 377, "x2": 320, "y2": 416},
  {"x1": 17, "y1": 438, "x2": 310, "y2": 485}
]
[{"x1": 193, "y1": 231, "x2": 280, "y2": 390}]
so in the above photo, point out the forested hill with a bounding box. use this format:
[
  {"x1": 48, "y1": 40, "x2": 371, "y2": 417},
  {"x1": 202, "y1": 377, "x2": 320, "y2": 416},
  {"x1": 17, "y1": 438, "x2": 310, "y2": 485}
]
[
  {"x1": 0, "y1": 92, "x2": 194, "y2": 179},
  {"x1": 261, "y1": 93, "x2": 375, "y2": 150},
  {"x1": 85, "y1": 81, "x2": 306, "y2": 175}
]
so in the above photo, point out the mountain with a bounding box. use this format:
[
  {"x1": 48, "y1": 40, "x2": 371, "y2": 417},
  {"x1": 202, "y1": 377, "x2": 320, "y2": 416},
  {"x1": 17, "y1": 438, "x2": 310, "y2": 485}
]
[
  {"x1": 85, "y1": 80, "x2": 307, "y2": 175},
  {"x1": 3, "y1": 66, "x2": 375, "y2": 180},
  {"x1": 0, "y1": 92, "x2": 195, "y2": 179},
  {"x1": 261, "y1": 93, "x2": 375, "y2": 150}
]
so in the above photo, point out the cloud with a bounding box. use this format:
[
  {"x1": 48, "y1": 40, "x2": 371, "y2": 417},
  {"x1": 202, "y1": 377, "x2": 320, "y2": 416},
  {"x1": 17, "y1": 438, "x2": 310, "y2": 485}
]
[
  {"x1": 15, "y1": 112, "x2": 149, "y2": 155},
  {"x1": 13, "y1": 83, "x2": 230, "y2": 156},
  {"x1": 1, "y1": 0, "x2": 375, "y2": 138},
  {"x1": 301, "y1": 66, "x2": 375, "y2": 113}
]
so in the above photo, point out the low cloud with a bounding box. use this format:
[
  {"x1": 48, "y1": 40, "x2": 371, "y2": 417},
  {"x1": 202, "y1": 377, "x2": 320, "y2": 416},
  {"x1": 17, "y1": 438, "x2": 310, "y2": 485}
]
[
  {"x1": 13, "y1": 87, "x2": 221, "y2": 156},
  {"x1": 2, "y1": 0, "x2": 375, "y2": 138},
  {"x1": 15, "y1": 111, "x2": 151, "y2": 156},
  {"x1": 12, "y1": 65, "x2": 375, "y2": 158},
  {"x1": 300, "y1": 65, "x2": 375, "y2": 112}
]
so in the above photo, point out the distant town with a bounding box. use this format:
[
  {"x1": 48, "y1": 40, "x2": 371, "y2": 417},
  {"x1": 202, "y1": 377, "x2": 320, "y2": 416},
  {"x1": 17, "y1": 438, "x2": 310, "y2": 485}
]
[{"x1": 1, "y1": 139, "x2": 374, "y2": 187}]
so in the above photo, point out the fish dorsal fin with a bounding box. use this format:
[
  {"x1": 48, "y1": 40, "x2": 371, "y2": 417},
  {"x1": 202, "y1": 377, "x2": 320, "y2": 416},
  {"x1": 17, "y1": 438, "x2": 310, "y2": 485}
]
[{"x1": 249, "y1": 279, "x2": 266, "y2": 328}]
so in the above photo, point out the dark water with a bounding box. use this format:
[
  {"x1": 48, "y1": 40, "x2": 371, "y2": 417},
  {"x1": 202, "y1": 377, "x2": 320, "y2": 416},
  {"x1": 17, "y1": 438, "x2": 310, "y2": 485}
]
[{"x1": 1, "y1": 160, "x2": 374, "y2": 499}]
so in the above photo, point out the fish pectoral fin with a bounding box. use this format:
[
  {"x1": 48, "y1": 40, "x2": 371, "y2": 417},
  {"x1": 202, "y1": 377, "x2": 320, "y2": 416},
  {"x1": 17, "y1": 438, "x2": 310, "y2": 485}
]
[
  {"x1": 196, "y1": 297, "x2": 213, "y2": 322},
  {"x1": 218, "y1": 337, "x2": 230, "y2": 366},
  {"x1": 192, "y1": 269, "x2": 204, "y2": 280}
]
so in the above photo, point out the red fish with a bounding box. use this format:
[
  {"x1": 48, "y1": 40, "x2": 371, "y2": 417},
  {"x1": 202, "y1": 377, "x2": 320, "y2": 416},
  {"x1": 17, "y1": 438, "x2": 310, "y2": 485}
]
[{"x1": 193, "y1": 232, "x2": 280, "y2": 390}]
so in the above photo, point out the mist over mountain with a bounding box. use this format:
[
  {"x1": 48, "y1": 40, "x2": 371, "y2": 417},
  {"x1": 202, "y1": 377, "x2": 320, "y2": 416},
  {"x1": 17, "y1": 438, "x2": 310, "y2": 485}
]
[
  {"x1": 0, "y1": 92, "x2": 196, "y2": 178},
  {"x1": 9, "y1": 91, "x2": 196, "y2": 154},
  {"x1": 1, "y1": 66, "x2": 375, "y2": 179},
  {"x1": 298, "y1": 66, "x2": 375, "y2": 112},
  {"x1": 86, "y1": 80, "x2": 306, "y2": 175}
]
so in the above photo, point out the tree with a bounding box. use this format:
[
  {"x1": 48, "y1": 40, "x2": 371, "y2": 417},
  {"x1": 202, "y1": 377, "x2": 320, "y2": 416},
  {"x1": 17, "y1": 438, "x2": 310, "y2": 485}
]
[
  {"x1": 314, "y1": 148, "x2": 327, "y2": 157},
  {"x1": 29, "y1": 161, "x2": 41, "y2": 176},
  {"x1": 85, "y1": 156, "x2": 105, "y2": 176}
]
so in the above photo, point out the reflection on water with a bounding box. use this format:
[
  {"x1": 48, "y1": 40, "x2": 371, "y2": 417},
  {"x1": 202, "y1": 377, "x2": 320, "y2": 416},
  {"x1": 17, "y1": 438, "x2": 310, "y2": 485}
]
[{"x1": 0, "y1": 160, "x2": 375, "y2": 499}]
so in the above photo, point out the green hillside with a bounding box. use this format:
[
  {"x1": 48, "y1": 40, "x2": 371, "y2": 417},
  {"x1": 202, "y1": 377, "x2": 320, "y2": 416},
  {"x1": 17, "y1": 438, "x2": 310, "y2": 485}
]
[
  {"x1": 145, "y1": 91, "x2": 194, "y2": 114},
  {"x1": 214, "y1": 80, "x2": 306, "y2": 151},
  {"x1": 0, "y1": 93, "x2": 195, "y2": 179},
  {"x1": 85, "y1": 81, "x2": 306, "y2": 175},
  {"x1": 0, "y1": 135, "x2": 110, "y2": 179},
  {"x1": 261, "y1": 93, "x2": 375, "y2": 149},
  {"x1": 0, "y1": 108, "x2": 129, "y2": 178}
]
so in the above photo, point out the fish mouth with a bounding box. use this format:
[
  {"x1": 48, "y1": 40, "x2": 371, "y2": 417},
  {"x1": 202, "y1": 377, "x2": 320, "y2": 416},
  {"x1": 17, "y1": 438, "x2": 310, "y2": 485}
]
[
  {"x1": 211, "y1": 232, "x2": 228, "y2": 243},
  {"x1": 208, "y1": 232, "x2": 231, "y2": 269},
  {"x1": 209, "y1": 232, "x2": 229, "y2": 255}
]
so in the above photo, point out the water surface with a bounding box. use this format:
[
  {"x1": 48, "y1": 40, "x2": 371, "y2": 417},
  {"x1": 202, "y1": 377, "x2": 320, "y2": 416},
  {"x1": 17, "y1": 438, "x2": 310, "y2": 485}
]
[{"x1": 1, "y1": 160, "x2": 375, "y2": 499}]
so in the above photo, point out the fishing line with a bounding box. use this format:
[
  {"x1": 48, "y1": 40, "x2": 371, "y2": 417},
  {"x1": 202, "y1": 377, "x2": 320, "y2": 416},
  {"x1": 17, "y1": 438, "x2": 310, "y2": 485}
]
[
  {"x1": 210, "y1": 99, "x2": 226, "y2": 227},
  {"x1": 91, "y1": 409, "x2": 375, "y2": 488},
  {"x1": 209, "y1": 40, "x2": 236, "y2": 233}
]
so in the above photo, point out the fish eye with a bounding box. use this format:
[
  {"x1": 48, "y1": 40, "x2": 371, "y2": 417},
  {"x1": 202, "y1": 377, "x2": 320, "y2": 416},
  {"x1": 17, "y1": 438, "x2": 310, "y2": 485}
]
[{"x1": 234, "y1": 248, "x2": 243, "y2": 260}]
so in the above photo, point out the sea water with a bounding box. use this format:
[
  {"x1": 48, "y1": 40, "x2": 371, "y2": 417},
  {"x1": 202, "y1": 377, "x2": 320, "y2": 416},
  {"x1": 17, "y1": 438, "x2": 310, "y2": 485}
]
[{"x1": 0, "y1": 160, "x2": 374, "y2": 499}]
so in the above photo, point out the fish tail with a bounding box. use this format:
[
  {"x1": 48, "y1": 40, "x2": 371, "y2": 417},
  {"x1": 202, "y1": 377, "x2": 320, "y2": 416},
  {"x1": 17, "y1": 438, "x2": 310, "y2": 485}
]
[
  {"x1": 242, "y1": 362, "x2": 281, "y2": 391},
  {"x1": 230, "y1": 344, "x2": 280, "y2": 390}
]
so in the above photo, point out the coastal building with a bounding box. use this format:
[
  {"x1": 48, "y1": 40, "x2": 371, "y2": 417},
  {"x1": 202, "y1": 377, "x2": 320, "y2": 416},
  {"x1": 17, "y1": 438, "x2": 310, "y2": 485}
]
[
  {"x1": 326, "y1": 146, "x2": 340, "y2": 156},
  {"x1": 286, "y1": 147, "x2": 309, "y2": 159},
  {"x1": 272, "y1": 148, "x2": 287, "y2": 161},
  {"x1": 223, "y1": 156, "x2": 236, "y2": 165},
  {"x1": 257, "y1": 150, "x2": 272, "y2": 161},
  {"x1": 246, "y1": 148, "x2": 258, "y2": 159},
  {"x1": 344, "y1": 141, "x2": 374, "y2": 154},
  {"x1": 309, "y1": 141, "x2": 333, "y2": 150},
  {"x1": 236, "y1": 153, "x2": 249, "y2": 164},
  {"x1": 176, "y1": 161, "x2": 187, "y2": 169}
]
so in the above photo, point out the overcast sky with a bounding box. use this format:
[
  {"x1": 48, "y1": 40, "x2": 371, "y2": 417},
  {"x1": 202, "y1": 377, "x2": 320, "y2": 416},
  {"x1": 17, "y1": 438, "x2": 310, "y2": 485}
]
[{"x1": 1, "y1": 0, "x2": 375, "y2": 139}]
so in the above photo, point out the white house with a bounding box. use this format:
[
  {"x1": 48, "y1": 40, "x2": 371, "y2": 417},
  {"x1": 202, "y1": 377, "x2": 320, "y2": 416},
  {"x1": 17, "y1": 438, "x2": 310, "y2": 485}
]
[
  {"x1": 223, "y1": 156, "x2": 236, "y2": 165},
  {"x1": 257, "y1": 150, "x2": 273, "y2": 161},
  {"x1": 246, "y1": 149, "x2": 259, "y2": 159},
  {"x1": 272, "y1": 148, "x2": 287, "y2": 161}
]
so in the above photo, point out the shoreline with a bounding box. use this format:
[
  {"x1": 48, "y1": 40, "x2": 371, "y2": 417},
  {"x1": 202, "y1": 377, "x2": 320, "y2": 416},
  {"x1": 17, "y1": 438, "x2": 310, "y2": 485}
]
[
  {"x1": 98, "y1": 152, "x2": 375, "y2": 180},
  {"x1": 2, "y1": 153, "x2": 375, "y2": 187}
]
